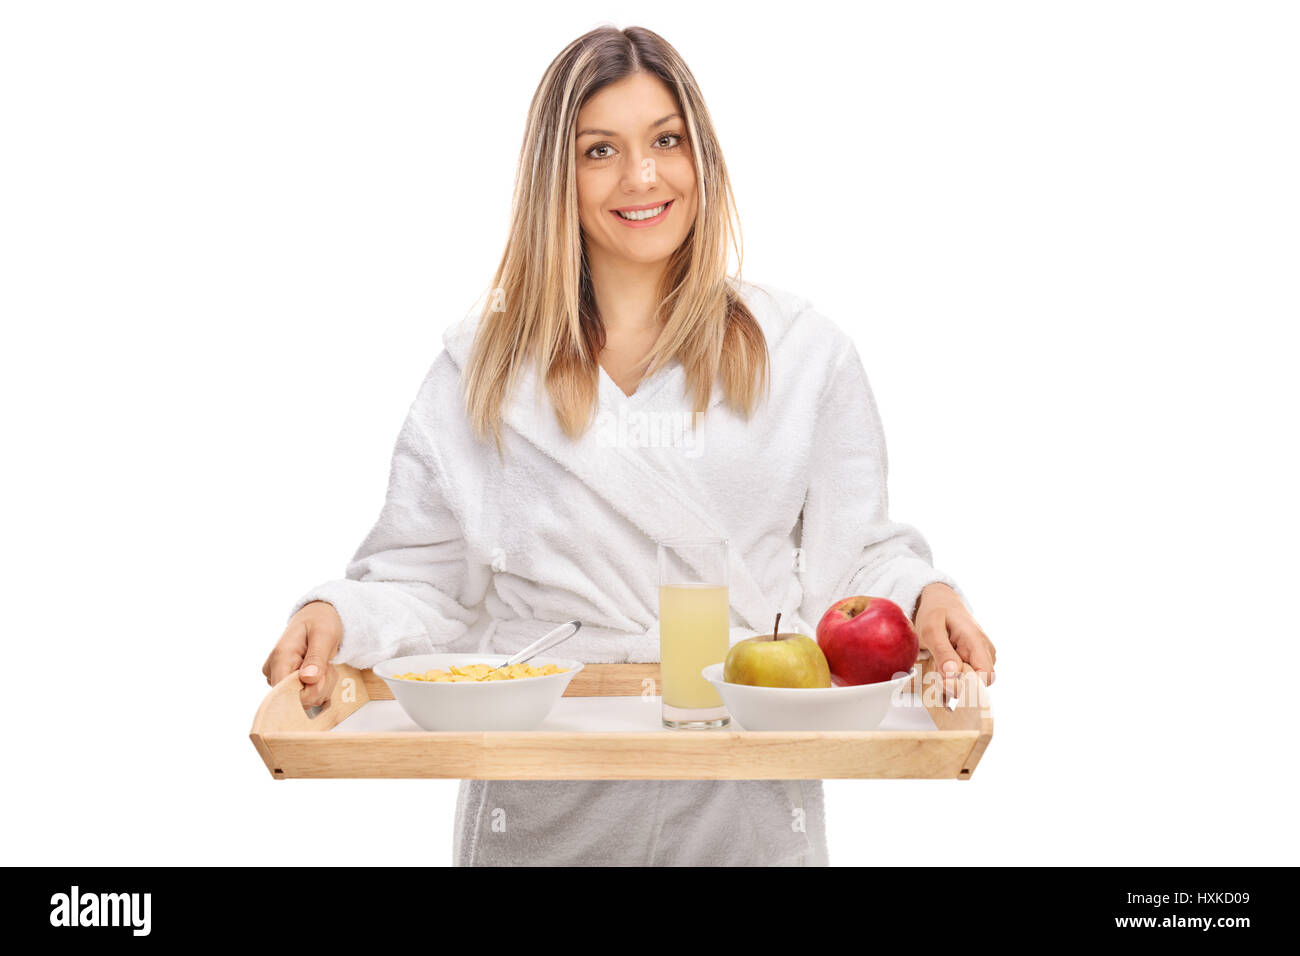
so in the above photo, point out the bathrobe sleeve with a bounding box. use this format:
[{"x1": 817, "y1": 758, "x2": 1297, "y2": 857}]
[
  {"x1": 796, "y1": 340, "x2": 969, "y2": 630},
  {"x1": 285, "y1": 383, "x2": 490, "y2": 669}
]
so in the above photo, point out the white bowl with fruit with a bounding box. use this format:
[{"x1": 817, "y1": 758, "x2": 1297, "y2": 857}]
[{"x1": 702, "y1": 598, "x2": 920, "y2": 732}]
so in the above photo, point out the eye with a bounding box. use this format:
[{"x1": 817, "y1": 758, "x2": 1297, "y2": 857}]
[{"x1": 582, "y1": 133, "x2": 685, "y2": 161}]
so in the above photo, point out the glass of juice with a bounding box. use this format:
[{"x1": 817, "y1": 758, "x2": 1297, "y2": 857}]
[{"x1": 658, "y1": 536, "x2": 730, "y2": 729}]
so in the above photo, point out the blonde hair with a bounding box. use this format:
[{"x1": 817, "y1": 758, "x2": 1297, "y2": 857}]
[{"x1": 463, "y1": 25, "x2": 768, "y2": 457}]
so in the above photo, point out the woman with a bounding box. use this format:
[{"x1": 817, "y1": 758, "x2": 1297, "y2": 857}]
[{"x1": 262, "y1": 25, "x2": 996, "y2": 866}]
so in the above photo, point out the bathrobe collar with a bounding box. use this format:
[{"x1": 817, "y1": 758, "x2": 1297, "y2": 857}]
[{"x1": 441, "y1": 281, "x2": 801, "y2": 633}]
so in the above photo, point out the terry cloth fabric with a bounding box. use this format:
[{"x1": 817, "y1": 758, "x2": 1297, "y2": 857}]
[{"x1": 289, "y1": 278, "x2": 966, "y2": 866}]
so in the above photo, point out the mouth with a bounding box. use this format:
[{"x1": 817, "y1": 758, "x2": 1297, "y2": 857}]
[{"x1": 611, "y1": 199, "x2": 674, "y2": 226}]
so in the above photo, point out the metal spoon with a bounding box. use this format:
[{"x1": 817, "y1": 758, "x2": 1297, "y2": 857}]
[{"x1": 484, "y1": 619, "x2": 583, "y2": 672}]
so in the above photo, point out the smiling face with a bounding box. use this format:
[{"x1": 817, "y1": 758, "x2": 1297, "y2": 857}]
[{"x1": 575, "y1": 72, "x2": 698, "y2": 269}]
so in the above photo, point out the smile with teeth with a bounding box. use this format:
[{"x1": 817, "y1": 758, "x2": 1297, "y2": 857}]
[{"x1": 615, "y1": 201, "x2": 671, "y2": 221}]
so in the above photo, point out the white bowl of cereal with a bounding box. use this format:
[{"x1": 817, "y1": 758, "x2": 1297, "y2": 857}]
[{"x1": 373, "y1": 652, "x2": 585, "y2": 731}]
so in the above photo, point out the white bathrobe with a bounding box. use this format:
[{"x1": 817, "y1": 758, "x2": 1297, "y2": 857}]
[{"x1": 289, "y1": 279, "x2": 965, "y2": 866}]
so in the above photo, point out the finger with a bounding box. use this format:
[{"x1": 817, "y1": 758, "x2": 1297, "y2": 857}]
[
  {"x1": 976, "y1": 626, "x2": 994, "y2": 668},
  {"x1": 954, "y1": 629, "x2": 996, "y2": 685},
  {"x1": 955, "y1": 661, "x2": 985, "y2": 706},
  {"x1": 264, "y1": 617, "x2": 309, "y2": 685},
  {"x1": 265, "y1": 648, "x2": 303, "y2": 687},
  {"x1": 266, "y1": 633, "x2": 308, "y2": 687},
  {"x1": 976, "y1": 632, "x2": 996, "y2": 684},
  {"x1": 300, "y1": 662, "x2": 338, "y2": 708},
  {"x1": 299, "y1": 617, "x2": 340, "y2": 685},
  {"x1": 918, "y1": 613, "x2": 962, "y2": 703}
]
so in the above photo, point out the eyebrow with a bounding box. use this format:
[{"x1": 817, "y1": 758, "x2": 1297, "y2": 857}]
[{"x1": 576, "y1": 112, "x2": 683, "y2": 139}]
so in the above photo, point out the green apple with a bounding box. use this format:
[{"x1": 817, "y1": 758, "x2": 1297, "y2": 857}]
[{"x1": 724, "y1": 614, "x2": 831, "y2": 688}]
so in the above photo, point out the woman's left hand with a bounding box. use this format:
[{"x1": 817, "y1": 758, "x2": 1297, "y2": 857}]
[{"x1": 913, "y1": 582, "x2": 996, "y2": 704}]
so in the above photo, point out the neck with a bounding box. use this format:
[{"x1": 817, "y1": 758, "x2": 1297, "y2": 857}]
[{"x1": 587, "y1": 249, "x2": 667, "y2": 334}]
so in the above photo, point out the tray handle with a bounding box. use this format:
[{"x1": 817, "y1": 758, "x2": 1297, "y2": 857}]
[{"x1": 251, "y1": 663, "x2": 370, "y2": 735}]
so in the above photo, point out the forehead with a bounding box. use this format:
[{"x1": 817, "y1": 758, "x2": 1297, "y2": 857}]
[{"x1": 576, "y1": 73, "x2": 681, "y2": 135}]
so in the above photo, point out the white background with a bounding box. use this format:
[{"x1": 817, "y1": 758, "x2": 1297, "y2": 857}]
[{"x1": 3, "y1": 1, "x2": 1296, "y2": 866}]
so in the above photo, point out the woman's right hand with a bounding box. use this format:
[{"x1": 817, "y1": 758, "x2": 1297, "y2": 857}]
[{"x1": 263, "y1": 600, "x2": 343, "y2": 708}]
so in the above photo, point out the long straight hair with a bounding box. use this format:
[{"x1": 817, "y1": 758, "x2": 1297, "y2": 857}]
[{"x1": 463, "y1": 25, "x2": 768, "y2": 457}]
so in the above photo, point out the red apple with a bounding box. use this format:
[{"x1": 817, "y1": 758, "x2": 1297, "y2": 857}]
[{"x1": 816, "y1": 595, "x2": 918, "y2": 685}]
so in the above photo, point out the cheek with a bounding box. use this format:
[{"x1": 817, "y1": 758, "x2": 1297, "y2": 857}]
[
  {"x1": 577, "y1": 169, "x2": 616, "y2": 212},
  {"x1": 664, "y1": 161, "x2": 698, "y2": 205},
  {"x1": 574, "y1": 176, "x2": 600, "y2": 224},
  {"x1": 675, "y1": 150, "x2": 698, "y2": 180}
]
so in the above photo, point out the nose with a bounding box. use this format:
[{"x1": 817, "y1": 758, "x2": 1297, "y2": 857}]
[{"x1": 618, "y1": 144, "x2": 659, "y2": 192}]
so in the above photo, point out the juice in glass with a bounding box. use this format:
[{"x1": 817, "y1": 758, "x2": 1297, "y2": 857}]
[
  {"x1": 657, "y1": 537, "x2": 730, "y2": 729},
  {"x1": 659, "y1": 584, "x2": 729, "y2": 709}
]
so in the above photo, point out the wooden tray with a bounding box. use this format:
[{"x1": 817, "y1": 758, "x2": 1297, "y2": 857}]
[{"x1": 250, "y1": 651, "x2": 992, "y2": 781}]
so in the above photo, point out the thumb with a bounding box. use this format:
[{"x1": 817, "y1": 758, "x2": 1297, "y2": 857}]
[
  {"x1": 299, "y1": 620, "x2": 338, "y2": 684},
  {"x1": 918, "y1": 616, "x2": 962, "y2": 703}
]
